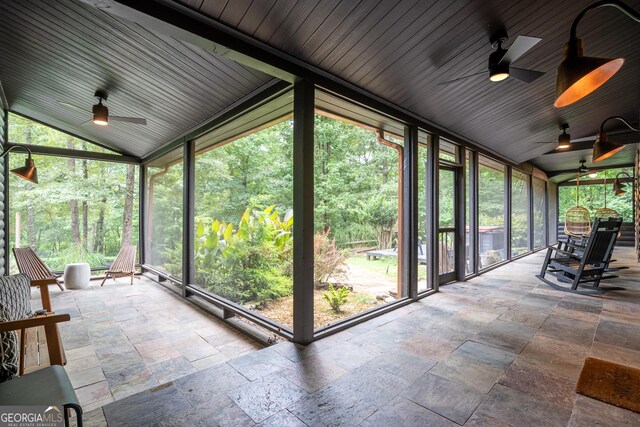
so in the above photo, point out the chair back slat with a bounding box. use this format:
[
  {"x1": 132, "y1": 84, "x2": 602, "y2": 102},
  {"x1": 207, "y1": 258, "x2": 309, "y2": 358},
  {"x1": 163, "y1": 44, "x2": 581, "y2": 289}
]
[
  {"x1": 582, "y1": 218, "x2": 621, "y2": 265},
  {"x1": 13, "y1": 248, "x2": 55, "y2": 281},
  {"x1": 109, "y1": 245, "x2": 136, "y2": 273}
]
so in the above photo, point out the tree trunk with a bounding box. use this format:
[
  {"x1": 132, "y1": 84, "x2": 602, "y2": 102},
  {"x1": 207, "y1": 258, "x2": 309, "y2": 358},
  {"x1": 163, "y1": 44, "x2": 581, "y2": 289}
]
[
  {"x1": 82, "y1": 151, "x2": 89, "y2": 251},
  {"x1": 121, "y1": 164, "x2": 135, "y2": 246},
  {"x1": 67, "y1": 137, "x2": 80, "y2": 244},
  {"x1": 95, "y1": 197, "x2": 106, "y2": 253}
]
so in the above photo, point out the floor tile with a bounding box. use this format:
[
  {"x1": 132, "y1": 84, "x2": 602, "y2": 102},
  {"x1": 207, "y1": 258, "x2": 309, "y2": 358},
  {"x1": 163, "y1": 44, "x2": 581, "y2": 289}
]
[
  {"x1": 149, "y1": 356, "x2": 197, "y2": 385},
  {"x1": 257, "y1": 410, "x2": 305, "y2": 427},
  {"x1": 538, "y1": 315, "x2": 597, "y2": 347},
  {"x1": 362, "y1": 395, "x2": 456, "y2": 427},
  {"x1": 429, "y1": 354, "x2": 504, "y2": 393},
  {"x1": 174, "y1": 362, "x2": 249, "y2": 406},
  {"x1": 402, "y1": 372, "x2": 483, "y2": 424},
  {"x1": 516, "y1": 335, "x2": 588, "y2": 381},
  {"x1": 68, "y1": 366, "x2": 106, "y2": 389},
  {"x1": 228, "y1": 348, "x2": 294, "y2": 381},
  {"x1": 228, "y1": 373, "x2": 307, "y2": 423},
  {"x1": 472, "y1": 384, "x2": 572, "y2": 427},
  {"x1": 474, "y1": 319, "x2": 536, "y2": 353},
  {"x1": 453, "y1": 340, "x2": 516, "y2": 370},
  {"x1": 568, "y1": 395, "x2": 640, "y2": 427},
  {"x1": 594, "y1": 320, "x2": 640, "y2": 351}
]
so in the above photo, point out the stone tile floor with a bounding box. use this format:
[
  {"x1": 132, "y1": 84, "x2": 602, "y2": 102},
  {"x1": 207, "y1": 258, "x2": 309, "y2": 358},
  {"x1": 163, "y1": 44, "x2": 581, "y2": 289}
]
[
  {"x1": 53, "y1": 248, "x2": 640, "y2": 426},
  {"x1": 30, "y1": 276, "x2": 263, "y2": 418}
]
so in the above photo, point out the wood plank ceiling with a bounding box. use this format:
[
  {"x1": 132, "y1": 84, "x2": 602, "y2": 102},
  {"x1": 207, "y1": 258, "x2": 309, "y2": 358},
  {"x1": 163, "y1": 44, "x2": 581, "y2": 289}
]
[
  {"x1": 173, "y1": 0, "x2": 640, "y2": 172},
  {"x1": 0, "y1": 0, "x2": 272, "y2": 157}
]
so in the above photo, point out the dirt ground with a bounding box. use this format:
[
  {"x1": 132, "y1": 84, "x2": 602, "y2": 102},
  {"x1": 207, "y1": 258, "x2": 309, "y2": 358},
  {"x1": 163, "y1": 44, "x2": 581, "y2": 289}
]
[{"x1": 253, "y1": 287, "x2": 385, "y2": 330}]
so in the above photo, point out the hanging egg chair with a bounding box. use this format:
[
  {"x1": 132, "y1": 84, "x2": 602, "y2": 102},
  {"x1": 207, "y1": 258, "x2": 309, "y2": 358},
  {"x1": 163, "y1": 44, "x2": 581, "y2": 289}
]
[
  {"x1": 594, "y1": 175, "x2": 621, "y2": 219},
  {"x1": 564, "y1": 172, "x2": 591, "y2": 238}
]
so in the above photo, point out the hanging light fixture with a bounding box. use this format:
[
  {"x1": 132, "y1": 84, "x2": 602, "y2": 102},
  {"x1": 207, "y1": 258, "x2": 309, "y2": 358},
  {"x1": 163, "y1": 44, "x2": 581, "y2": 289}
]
[
  {"x1": 557, "y1": 124, "x2": 571, "y2": 149},
  {"x1": 612, "y1": 171, "x2": 635, "y2": 196},
  {"x1": 554, "y1": 1, "x2": 640, "y2": 108},
  {"x1": 92, "y1": 98, "x2": 109, "y2": 126},
  {"x1": 0, "y1": 145, "x2": 39, "y2": 184},
  {"x1": 578, "y1": 160, "x2": 589, "y2": 174},
  {"x1": 592, "y1": 116, "x2": 639, "y2": 162}
]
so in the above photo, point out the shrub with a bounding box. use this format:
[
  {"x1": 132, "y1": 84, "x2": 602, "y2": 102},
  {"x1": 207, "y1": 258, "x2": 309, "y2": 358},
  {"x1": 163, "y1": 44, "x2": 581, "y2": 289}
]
[
  {"x1": 323, "y1": 284, "x2": 350, "y2": 313},
  {"x1": 314, "y1": 228, "x2": 348, "y2": 284},
  {"x1": 44, "y1": 245, "x2": 108, "y2": 271}
]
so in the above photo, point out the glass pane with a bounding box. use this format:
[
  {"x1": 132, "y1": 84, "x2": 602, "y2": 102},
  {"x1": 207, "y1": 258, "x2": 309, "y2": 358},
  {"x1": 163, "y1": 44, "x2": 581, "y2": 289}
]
[
  {"x1": 146, "y1": 148, "x2": 183, "y2": 279},
  {"x1": 533, "y1": 177, "x2": 546, "y2": 248},
  {"x1": 418, "y1": 137, "x2": 430, "y2": 292},
  {"x1": 465, "y1": 151, "x2": 473, "y2": 275},
  {"x1": 439, "y1": 168, "x2": 455, "y2": 275},
  {"x1": 478, "y1": 155, "x2": 506, "y2": 269},
  {"x1": 511, "y1": 170, "x2": 530, "y2": 256},
  {"x1": 8, "y1": 112, "x2": 120, "y2": 154},
  {"x1": 10, "y1": 155, "x2": 138, "y2": 274},
  {"x1": 314, "y1": 111, "x2": 403, "y2": 329},
  {"x1": 439, "y1": 139, "x2": 457, "y2": 162},
  {"x1": 193, "y1": 108, "x2": 294, "y2": 329}
]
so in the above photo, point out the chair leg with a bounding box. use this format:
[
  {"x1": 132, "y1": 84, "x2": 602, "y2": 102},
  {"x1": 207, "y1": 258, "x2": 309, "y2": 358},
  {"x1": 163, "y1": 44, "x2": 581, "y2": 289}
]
[
  {"x1": 130, "y1": 273, "x2": 134, "y2": 285},
  {"x1": 540, "y1": 248, "x2": 552, "y2": 277},
  {"x1": 100, "y1": 274, "x2": 109, "y2": 287}
]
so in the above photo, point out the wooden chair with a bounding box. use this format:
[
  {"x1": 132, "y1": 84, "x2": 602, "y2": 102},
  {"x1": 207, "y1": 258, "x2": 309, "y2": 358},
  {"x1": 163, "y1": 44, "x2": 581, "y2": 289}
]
[
  {"x1": 537, "y1": 218, "x2": 624, "y2": 294},
  {"x1": 13, "y1": 247, "x2": 64, "y2": 313},
  {"x1": 101, "y1": 245, "x2": 137, "y2": 286},
  {"x1": 0, "y1": 274, "x2": 82, "y2": 426}
]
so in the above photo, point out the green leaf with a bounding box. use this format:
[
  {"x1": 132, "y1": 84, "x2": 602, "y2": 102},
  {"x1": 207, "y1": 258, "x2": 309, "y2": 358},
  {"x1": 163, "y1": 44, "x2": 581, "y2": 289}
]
[
  {"x1": 196, "y1": 220, "x2": 204, "y2": 238},
  {"x1": 223, "y1": 223, "x2": 233, "y2": 242},
  {"x1": 211, "y1": 220, "x2": 220, "y2": 233}
]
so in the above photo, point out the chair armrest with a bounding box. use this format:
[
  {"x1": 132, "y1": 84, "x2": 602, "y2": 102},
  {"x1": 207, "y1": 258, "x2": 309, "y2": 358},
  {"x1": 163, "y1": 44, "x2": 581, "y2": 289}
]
[
  {"x1": 545, "y1": 246, "x2": 577, "y2": 257},
  {"x1": 0, "y1": 313, "x2": 71, "y2": 333}
]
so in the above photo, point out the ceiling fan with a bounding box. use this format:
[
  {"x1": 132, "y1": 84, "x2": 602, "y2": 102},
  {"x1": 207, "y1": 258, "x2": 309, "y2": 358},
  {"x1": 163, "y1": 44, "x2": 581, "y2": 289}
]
[
  {"x1": 439, "y1": 30, "x2": 544, "y2": 85},
  {"x1": 59, "y1": 90, "x2": 147, "y2": 126},
  {"x1": 530, "y1": 123, "x2": 572, "y2": 150}
]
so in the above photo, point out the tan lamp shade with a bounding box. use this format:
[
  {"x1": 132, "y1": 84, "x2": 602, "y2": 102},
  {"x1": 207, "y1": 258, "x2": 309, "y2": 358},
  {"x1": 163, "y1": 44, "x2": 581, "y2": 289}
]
[
  {"x1": 554, "y1": 39, "x2": 624, "y2": 108},
  {"x1": 10, "y1": 157, "x2": 38, "y2": 184}
]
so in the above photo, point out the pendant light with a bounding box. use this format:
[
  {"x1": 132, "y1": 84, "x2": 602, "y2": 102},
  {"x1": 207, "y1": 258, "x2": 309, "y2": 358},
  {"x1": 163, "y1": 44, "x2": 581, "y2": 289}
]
[
  {"x1": 592, "y1": 116, "x2": 639, "y2": 162},
  {"x1": 612, "y1": 171, "x2": 635, "y2": 196},
  {"x1": 554, "y1": 1, "x2": 640, "y2": 108},
  {"x1": 1, "y1": 145, "x2": 39, "y2": 183}
]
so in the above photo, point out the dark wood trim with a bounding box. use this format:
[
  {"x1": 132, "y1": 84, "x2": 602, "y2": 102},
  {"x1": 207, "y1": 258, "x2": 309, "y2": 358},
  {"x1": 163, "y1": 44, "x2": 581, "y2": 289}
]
[
  {"x1": 7, "y1": 110, "x2": 131, "y2": 156},
  {"x1": 3, "y1": 109, "x2": 9, "y2": 276},
  {"x1": 182, "y1": 139, "x2": 195, "y2": 297},
  {"x1": 528, "y1": 174, "x2": 535, "y2": 251},
  {"x1": 142, "y1": 79, "x2": 291, "y2": 165},
  {"x1": 292, "y1": 80, "x2": 314, "y2": 345},
  {"x1": 469, "y1": 151, "x2": 479, "y2": 276},
  {"x1": 557, "y1": 177, "x2": 635, "y2": 186},
  {"x1": 456, "y1": 147, "x2": 467, "y2": 281},
  {"x1": 0, "y1": 81, "x2": 8, "y2": 111},
  {"x1": 505, "y1": 166, "x2": 512, "y2": 260},
  {"x1": 5, "y1": 142, "x2": 140, "y2": 164},
  {"x1": 547, "y1": 163, "x2": 634, "y2": 178},
  {"x1": 404, "y1": 125, "x2": 418, "y2": 299},
  {"x1": 139, "y1": 165, "x2": 146, "y2": 265},
  {"x1": 426, "y1": 135, "x2": 438, "y2": 291},
  {"x1": 107, "y1": 0, "x2": 519, "y2": 166}
]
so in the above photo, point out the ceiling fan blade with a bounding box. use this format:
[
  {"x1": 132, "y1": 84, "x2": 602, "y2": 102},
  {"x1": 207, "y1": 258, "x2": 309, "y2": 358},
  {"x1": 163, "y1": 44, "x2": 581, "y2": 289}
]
[
  {"x1": 530, "y1": 141, "x2": 557, "y2": 144},
  {"x1": 509, "y1": 67, "x2": 544, "y2": 83},
  {"x1": 110, "y1": 116, "x2": 147, "y2": 125},
  {"x1": 58, "y1": 101, "x2": 88, "y2": 114},
  {"x1": 499, "y1": 35, "x2": 541, "y2": 64},
  {"x1": 438, "y1": 71, "x2": 486, "y2": 85}
]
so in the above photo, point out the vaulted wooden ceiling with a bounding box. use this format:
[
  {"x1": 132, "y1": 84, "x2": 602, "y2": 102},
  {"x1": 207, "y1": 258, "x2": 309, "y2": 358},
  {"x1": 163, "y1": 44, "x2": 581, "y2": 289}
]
[
  {"x1": 0, "y1": 0, "x2": 272, "y2": 157},
  {"x1": 1, "y1": 0, "x2": 638, "y2": 171}
]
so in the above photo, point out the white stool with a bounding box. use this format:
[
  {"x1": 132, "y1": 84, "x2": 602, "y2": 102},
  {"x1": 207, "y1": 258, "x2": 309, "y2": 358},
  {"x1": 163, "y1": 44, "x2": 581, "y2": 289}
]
[{"x1": 64, "y1": 263, "x2": 91, "y2": 289}]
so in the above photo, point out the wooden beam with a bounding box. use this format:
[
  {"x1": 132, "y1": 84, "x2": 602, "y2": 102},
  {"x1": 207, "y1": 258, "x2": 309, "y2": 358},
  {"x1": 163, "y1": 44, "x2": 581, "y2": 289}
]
[
  {"x1": 547, "y1": 163, "x2": 634, "y2": 178},
  {"x1": 5, "y1": 142, "x2": 141, "y2": 164}
]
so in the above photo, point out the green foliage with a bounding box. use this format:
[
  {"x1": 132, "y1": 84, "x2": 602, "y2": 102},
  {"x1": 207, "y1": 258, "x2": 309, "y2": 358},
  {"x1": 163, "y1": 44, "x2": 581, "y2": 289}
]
[
  {"x1": 8, "y1": 114, "x2": 139, "y2": 273},
  {"x1": 44, "y1": 246, "x2": 108, "y2": 271},
  {"x1": 313, "y1": 228, "x2": 348, "y2": 284},
  {"x1": 323, "y1": 284, "x2": 350, "y2": 313},
  {"x1": 194, "y1": 207, "x2": 293, "y2": 304}
]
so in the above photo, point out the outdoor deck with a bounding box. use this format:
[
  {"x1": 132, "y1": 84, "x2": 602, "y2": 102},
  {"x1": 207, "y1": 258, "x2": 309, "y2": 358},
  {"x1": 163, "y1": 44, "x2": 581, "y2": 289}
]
[{"x1": 38, "y1": 248, "x2": 640, "y2": 426}]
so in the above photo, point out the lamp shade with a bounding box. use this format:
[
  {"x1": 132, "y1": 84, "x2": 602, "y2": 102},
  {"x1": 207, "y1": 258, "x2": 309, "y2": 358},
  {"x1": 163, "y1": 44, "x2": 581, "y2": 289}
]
[
  {"x1": 92, "y1": 101, "x2": 109, "y2": 125},
  {"x1": 554, "y1": 39, "x2": 624, "y2": 108},
  {"x1": 592, "y1": 131, "x2": 625, "y2": 162},
  {"x1": 613, "y1": 178, "x2": 625, "y2": 196},
  {"x1": 10, "y1": 157, "x2": 38, "y2": 184}
]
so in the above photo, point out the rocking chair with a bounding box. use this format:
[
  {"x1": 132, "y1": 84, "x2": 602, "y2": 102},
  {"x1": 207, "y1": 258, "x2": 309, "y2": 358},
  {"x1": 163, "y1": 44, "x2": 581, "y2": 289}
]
[{"x1": 537, "y1": 218, "x2": 623, "y2": 294}]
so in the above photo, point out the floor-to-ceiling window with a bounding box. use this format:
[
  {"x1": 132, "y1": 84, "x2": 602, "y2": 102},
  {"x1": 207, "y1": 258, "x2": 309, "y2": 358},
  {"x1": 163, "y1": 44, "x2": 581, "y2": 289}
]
[
  {"x1": 511, "y1": 169, "x2": 530, "y2": 256},
  {"x1": 145, "y1": 148, "x2": 183, "y2": 280},
  {"x1": 478, "y1": 155, "x2": 506, "y2": 269},
  {"x1": 8, "y1": 114, "x2": 139, "y2": 274},
  {"x1": 314, "y1": 91, "x2": 406, "y2": 329},
  {"x1": 532, "y1": 177, "x2": 546, "y2": 248},
  {"x1": 192, "y1": 92, "x2": 294, "y2": 329}
]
